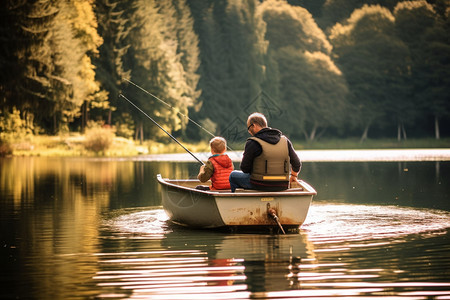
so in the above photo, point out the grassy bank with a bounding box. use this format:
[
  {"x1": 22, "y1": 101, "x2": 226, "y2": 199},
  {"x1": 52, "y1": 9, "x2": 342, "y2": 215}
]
[
  {"x1": 2, "y1": 134, "x2": 449, "y2": 157},
  {"x1": 296, "y1": 138, "x2": 450, "y2": 150},
  {"x1": 3, "y1": 133, "x2": 211, "y2": 157}
]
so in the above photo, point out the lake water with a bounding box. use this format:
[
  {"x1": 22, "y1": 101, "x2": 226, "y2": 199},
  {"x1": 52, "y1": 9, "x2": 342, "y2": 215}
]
[{"x1": 1, "y1": 156, "x2": 449, "y2": 299}]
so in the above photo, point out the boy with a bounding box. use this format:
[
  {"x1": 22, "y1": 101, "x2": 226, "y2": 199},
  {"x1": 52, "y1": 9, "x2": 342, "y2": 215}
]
[{"x1": 197, "y1": 137, "x2": 234, "y2": 190}]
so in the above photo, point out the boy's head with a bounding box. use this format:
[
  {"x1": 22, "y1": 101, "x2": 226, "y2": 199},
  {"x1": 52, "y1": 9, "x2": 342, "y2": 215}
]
[{"x1": 209, "y1": 137, "x2": 227, "y2": 154}]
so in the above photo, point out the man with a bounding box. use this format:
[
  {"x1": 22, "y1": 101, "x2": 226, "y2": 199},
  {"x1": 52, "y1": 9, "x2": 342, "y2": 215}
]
[{"x1": 229, "y1": 112, "x2": 301, "y2": 192}]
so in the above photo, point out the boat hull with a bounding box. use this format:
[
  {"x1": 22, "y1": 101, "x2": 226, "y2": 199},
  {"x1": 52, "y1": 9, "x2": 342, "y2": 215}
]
[{"x1": 157, "y1": 174, "x2": 316, "y2": 233}]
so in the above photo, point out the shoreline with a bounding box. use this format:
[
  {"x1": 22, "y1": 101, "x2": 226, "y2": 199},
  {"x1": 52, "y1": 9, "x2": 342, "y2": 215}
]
[{"x1": 140, "y1": 148, "x2": 450, "y2": 162}]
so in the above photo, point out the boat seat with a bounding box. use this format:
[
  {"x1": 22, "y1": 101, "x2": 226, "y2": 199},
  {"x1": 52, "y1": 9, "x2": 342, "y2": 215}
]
[
  {"x1": 211, "y1": 187, "x2": 304, "y2": 193},
  {"x1": 234, "y1": 188, "x2": 304, "y2": 193}
]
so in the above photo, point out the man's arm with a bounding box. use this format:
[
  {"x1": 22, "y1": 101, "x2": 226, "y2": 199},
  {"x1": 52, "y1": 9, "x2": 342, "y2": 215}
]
[
  {"x1": 240, "y1": 140, "x2": 262, "y2": 173},
  {"x1": 287, "y1": 139, "x2": 301, "y2": 173}
]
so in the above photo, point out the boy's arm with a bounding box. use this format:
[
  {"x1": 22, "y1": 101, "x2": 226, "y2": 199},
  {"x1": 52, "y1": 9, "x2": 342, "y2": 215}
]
[{"x1": 197, "y1": 160, "x2": 214, "y2": 182}]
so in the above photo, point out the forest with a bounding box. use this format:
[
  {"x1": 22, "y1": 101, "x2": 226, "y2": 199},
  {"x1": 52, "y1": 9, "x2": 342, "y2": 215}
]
[{"x1": 0, "y1": 0, "x2": 449, "y2": 147}]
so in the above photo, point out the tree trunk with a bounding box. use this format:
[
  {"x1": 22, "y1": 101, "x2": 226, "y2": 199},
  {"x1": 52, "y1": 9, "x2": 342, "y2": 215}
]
[
  {"x1": 134, "y1": 122, "x2": 144, "y2": 144},
  {"x1": 397, "y1": 120, "x2": 407, "y2": 141},
  {"x1": 81, "y1": 101, "x2": 88, "y2": 133},
  {"x1": 308, "y1": 123, "x2": 318, "y2": 141},
  {"x1": 53, "y1": 114, "x2": 57, "y2": 134},
  {"x1": 302, "y1": 130, "x2": 310, "y2": 141},
  {"x1": 140, "y1": 123, "x2": 144, "y2": 145},
  {"x1": 401, "y1": 122, "x2": 407, "y2": 140},
  {"x1": 435, "y1": 115, "x2": 440, "y2": 140},
  {"x1": 360, "y1": 122, "x2": 371, "y2": 143},
  {"x1": 81, "y1": 102, "x2": 85, "y2": 133}
]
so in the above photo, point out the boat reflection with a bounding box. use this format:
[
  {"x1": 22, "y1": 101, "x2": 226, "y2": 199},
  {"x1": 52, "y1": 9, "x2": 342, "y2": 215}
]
[
  {"x1": 95, "y1": 221, "x2": 315, "y2": 299},
  {"x1": 98, "y1": 203, "x2": 450, "y2": 299}
]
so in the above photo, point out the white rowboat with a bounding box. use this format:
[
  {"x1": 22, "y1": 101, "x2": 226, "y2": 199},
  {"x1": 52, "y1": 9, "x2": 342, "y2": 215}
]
[{"x1": 157, "y1": 174, "x2": 317, "y2": 234}]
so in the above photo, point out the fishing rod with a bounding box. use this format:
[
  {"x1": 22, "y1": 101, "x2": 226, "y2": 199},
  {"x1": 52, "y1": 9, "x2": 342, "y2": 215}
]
[{"x1": 119, "y1": 93, "x2": 205, "y2": 166}]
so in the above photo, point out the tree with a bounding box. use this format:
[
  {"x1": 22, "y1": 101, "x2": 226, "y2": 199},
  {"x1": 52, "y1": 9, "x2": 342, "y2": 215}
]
[
  {"x1": 187, "y1": 0, "x2": 269, "y2": 135},
  {"x1": 49, "y1": 0, "x2": 105, "y2": 133},
  {"x1": 120, "y1": 0, "x2": 200, "y2": 143},
  {"x1": 394, "y1": 1, "x2": 450, "y2": 139},
  {"x1": 94, "y1": 0, "x2": 136, "y2": 130},
  {"x1": 0, "y1": 1, "x2": 58, "y2": 133},
  {"x1": 172, "y1": 0, "x2": 202, "y2": 111},
  {"x1": 330, "y1": 5, "x2": 411, "y2": 141},
  {"x1": 319, "y1": 0, "x2": 400, "y2": 30},
  {"x1": 259, "y1": 0, "x2": 349, "y2": 140},
  {"x1": 0, "y1": 0, "x2": 104, "y2": 134}
]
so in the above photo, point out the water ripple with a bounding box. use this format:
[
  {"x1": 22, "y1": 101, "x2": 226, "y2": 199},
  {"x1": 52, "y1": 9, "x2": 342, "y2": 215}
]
[
  {"x1": 97, "y1": 204, "x2": 450, "y2": 299},
  {"x1": 303, "y1": 203, "x2": 450, "y2": 243},
  {"x1": 94, "y1": 251, "x2": 247, "y2": 299},
  {"x1": 103, "y1": 207, "x2": 170, "y2": 237}
]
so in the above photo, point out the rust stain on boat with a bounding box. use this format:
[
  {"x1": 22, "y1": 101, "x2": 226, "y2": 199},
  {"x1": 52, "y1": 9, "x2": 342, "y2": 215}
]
[
  {"x1": 226, "y1": 205, "x2": 297, "y2": 225},
  {"x1": 227, "y1": 216, "x2": 298, "y2": 225}
]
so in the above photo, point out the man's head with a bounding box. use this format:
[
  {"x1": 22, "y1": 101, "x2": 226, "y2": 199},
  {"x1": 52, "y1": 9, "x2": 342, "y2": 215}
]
[
  {"x1": 209, "y1": 136, "x2": 227, "y2": 154},
  {"x1": 247, "y1": 112, "x2": 267, "y2": 135}
]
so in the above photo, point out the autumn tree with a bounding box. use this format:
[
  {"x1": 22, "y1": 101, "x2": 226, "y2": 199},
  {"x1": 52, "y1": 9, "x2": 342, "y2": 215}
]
[
  {"x1": 50, "y1": 0, "x2": 105, "y2": 133},
  {"x1": 0, "y1": 0, "x2": 104, "y2": 134},
  {"x1": 0, "y1": 1, "x2": 58, "y2": 134}
]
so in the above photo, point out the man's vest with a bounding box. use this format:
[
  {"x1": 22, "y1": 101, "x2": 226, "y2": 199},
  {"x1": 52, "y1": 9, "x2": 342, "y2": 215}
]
[
  {"x1": 209, "y1": 154, "x2": 233, "y2": 190},
  {"x1": 248, "y1": 136, "x2": 290, "y2": 182}
]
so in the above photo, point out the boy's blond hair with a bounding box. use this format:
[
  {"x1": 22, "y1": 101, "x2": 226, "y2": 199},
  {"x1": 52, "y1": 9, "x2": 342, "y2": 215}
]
[{"x1": 210, "y1": 136, "x2": 227, "y2": 154}]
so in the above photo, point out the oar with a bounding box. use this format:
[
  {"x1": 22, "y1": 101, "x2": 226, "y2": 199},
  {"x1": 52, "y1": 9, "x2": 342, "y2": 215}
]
[{"x1": 119, "y1": 93, "x2": 204, "y2": 166}]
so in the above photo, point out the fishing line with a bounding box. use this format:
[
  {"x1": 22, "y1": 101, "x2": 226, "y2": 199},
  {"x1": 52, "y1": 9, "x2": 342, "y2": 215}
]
[
  {"x1": 119, "y1": 93, "x2": 204, "y2": 166},
  {"x1": 123, "y1": 78, "x2": 216, "y2": 138},
  {"x1": 123, "y1": 78, "x2": 241, "y2": 157}
]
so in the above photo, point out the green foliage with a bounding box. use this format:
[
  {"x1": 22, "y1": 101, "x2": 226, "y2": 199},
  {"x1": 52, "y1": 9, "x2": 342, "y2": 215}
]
[
  {"x1": 190, "y1": 0, "x2": 269, "y2": 132},
  {"x1": 1, "y1": 0, "x2": 449, "y2": 147},
  {"x1": 84, "y1": 122, "x2": 115, "y2": 154},
  {"x1": 259, "y1": 0, "x2": 348, "y2": 140},
  {"x1": 110, "y1": 0, "x2": 201, "y2": 142},
  {"x1": 0, "y1": 0, "x2": 105, "y2": 135},
  {"x1": 394, "y1": 1, "x2": 450, "y2": 139},
  {"x1": 330, "y1": 5, "x2": 412, "y2": 141},
  {"x1": 319, "y1": 0, "x2": 400, "y2": 29}
]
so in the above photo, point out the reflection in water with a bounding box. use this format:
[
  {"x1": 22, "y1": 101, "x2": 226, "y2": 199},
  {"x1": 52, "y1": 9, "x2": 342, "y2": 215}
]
[
  {"x1": 94, "y1": 251, "x2": 248, "y2": 299},
  {"x1": 1, "y1": 157, "x2": 449, "y2": 299},
  {"x1": 99, "y1": 204, "x2": 450, "y2": 299},
  {"x1": 99, "y1": 208, "x2": 316, "y2": 299},
  {"x1": 303, "y1": 161, "x2": 450, "y2": 211},
  {"x1": 0, "y1": 157, "x2": 189, "y2": 299}
]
